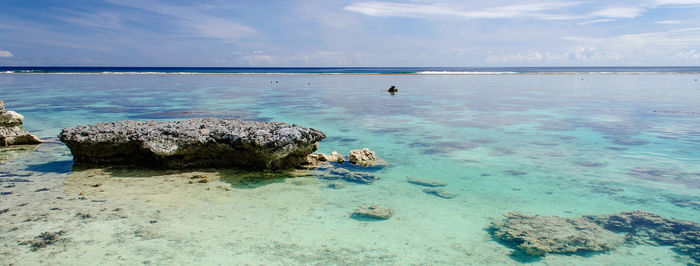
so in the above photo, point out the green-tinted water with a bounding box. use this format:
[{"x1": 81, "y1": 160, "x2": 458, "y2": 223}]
[{"x1": 1, "y1": 74, "x2": 698, "y2": 264}]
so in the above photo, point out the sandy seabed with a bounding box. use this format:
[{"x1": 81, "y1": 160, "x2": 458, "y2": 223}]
[{"x1": 0, "y1": 145, "x2": 694, "y2": 265}]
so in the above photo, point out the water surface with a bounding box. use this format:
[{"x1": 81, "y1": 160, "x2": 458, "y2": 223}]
[{"x1": 1, "y1": 73, "x2": 699, "y2": 264}]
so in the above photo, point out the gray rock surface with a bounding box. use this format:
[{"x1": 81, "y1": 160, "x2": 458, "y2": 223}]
[
  {"x1": 58, "y1": 118, "x2": 326, "y2": 169},
  {"x1": 491, "y1": 212, "x2": 624, "y2": 256},
  {"x1": 0, "y1": 99, "x2": 42, "y2": 146}
]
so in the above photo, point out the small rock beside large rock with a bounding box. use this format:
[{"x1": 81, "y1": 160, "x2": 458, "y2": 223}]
[
  {"x1": 58, "y1": 118, "x2": 325, "y2": 169},
  {"x1": 349, "y1": 148, "x2": 376, "y2": 166},
  {"x1": 0, "y1": 99, "x2": 42, "y2": 146},
  {"x1": 303, "y1": 148, "x2": 386, "y2": 169}
]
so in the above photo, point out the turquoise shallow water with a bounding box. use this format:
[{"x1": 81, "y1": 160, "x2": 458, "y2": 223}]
[{"x1": 1, "y1": 73, "x2": 699, "y2": 264}]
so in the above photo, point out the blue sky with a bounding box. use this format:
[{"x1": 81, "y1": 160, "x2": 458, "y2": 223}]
[{"x1": 1, "y1": 0, "x2": 700, "y2": 66}]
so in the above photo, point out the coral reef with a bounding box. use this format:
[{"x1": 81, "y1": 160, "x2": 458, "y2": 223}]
[
  {"x1": 491, "y1": 212, "x2": 624, "y2": 256},
  {"x1": 585, "y1": 210, "x2": 700, "y2": 263}
]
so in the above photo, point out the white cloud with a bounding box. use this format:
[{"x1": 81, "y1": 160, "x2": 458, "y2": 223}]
[
  {"x1": 189, "y1": 18, "x2": 256, "y2": 39},
  {"x1": 344, "y1": 1, "x2": 581, "y2": 20},
  {"x1": 578, "y1": 19, "x2": 615, "y2": 25},
  {"x1": 241, "y1": 54, "x2": 274, "y2": 66},
  {"x1": 484, "y1": 46, "x2": 628, "y2": 64},
  {"x1": 673, "y1": 49, "x2": 700, "y2": 59},
  {"x1": 561, "y1": 28, "x2": 700, "y2": 64},
  {"x1": 0, "y1": 50, "x2": 13, "y2": 58},
  {"x1": 590, "y1": 6, "x2": 645, "y2": 18},
  {"x1": 654, "y1": 0, "x2": 700, "y2": 5},
  {"x1": 656, "y1": 20, "x2": 682, "y2": 24},
  {"x1": 105, "y1": 0, "x2": 257, "y2": 40},
  {"x1": 346, "y1": 2, "x2": 663, "y2": 21}
]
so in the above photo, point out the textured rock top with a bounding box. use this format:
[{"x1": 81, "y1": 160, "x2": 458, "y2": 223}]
[
  {"x1": 58, "y1": 118, "x2": 326, "y2": 169},
  {"x1": 60, "y1": 118, "x2": 324, "y2": 151},
  {"x1": 0, "y1": 111, "x2": 23, "y2": 126}
]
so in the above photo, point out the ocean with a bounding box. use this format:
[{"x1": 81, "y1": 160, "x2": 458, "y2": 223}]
[
  {"x1": 3, "y1": 66, "x2": 700, "y2": 74},
  {"x1": 1, "y1": 68, "x2": 699, "y2": 264}
]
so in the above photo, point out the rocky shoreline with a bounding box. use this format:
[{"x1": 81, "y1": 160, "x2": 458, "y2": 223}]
[{"x1": 0, "y1": 99, "x2": 41, "y2": 146}]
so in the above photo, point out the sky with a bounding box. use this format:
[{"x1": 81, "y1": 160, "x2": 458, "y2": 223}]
[{"x1": 1, "y1": 0, "x2": 700, "y2": 67}]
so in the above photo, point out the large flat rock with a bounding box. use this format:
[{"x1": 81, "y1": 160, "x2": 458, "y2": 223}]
[{"x1": 58, "y1": 118, "x2": 326, "y2": 169}]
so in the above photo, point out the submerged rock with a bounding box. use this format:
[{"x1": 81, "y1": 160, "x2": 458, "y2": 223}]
[
  {"x1": 0, "y1": 99, "x2": 42, "y2": 146},
  {"x1": 584, "y1": 210, "x2": 700, "y2": 263},
  {"x1": 58, "y1": 118, "x2": 326, "y2": 169},
  {"x1": 0, "y1": 144, "x2": 39, "y2": 163},
  {"x1": 314, "y1": 167, "x2": 380, "y2": 184},
  {"x1": 353, "y1": 205, "x2": 394, "y2": 220},
  {"x1": 423, "y1": 188, "x2": 456, "y2": 199},
  {"x1": 408, "y1": 178, "x2": 446, "y2": 187},
  {"x1": 491, "y1": 212, "x2": 624, "y2": 256}
]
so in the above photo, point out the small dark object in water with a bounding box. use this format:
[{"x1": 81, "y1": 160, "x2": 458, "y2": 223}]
[
  {"x1": 76, "y1": 212, "x2": 91, "y2": 219},
  {"x1": 0, "y1": 191, "x2": 11, "y2": 195},
  {"x1": 35, "y1": 188, "x2": 49, "y2": 192},
  {"x1": 387, "y1": 85, "x2": 398, "y2": 94},
  {"x1": 0, "y1": 208, "x2": 8, "y2": 214}
]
